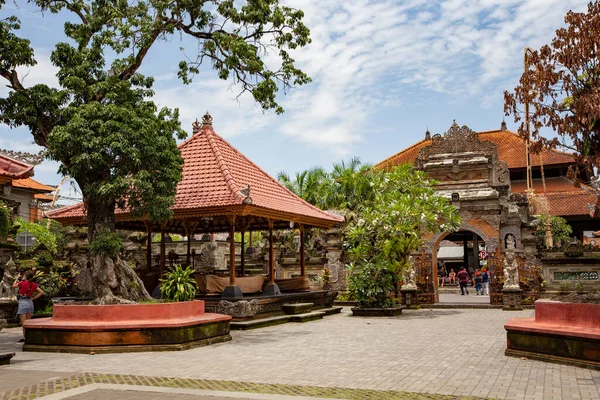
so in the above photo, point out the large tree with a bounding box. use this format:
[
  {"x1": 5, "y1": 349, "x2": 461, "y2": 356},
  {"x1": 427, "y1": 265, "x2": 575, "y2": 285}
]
[
  {"x1": 0, "y1": 0, "x2": 311, "y2": 303},
  {"x1": 504, "y1": 2, "x2": 600, "y2": 185}
]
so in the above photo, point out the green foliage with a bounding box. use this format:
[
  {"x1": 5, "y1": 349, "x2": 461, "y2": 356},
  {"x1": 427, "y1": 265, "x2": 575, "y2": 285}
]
[
  {"x1": 345, "y1": 165, "x2": 461, "y2": 308},
  {"x1": 90, "y1": 231, "x2": 122, "y2": 258},
  {"x1": 347, "y1": 262, "x2": 398, "y2": 308},
  {"x1": 37, "y1": 263, "x2": 79, "y2": 299},
  {"x1": 160, "y1": 265, "x2": 197, "y2": 302},
  {"x1": 0, "y1": 202, "x2": 10, "y2": 239},
  {"x1": 564, "y1": 243, "x2": 584, "y2": 258},
  {"x1": 575, "y1": 281, "x2": 585, "y2": 292},
  {"x1": 278, "y1": 157, "x2": 375, "y2": 211},
  {"x1": 152, "y1": 233, "x2": 184, "y2": 243},
  {"x1": 17, "y1": 219, "x2": 59, "y2": 254},
  {"x1": 35, "y1": 251, "x2": 54, "y2": 268},
  {"x1": 535, "y1": 215, "x2": 573, "y2": 247}
]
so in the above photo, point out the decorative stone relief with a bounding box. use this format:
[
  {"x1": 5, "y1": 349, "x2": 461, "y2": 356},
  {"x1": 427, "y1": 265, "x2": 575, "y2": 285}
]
[
  {"x1": 492, "y1": 161, "x2": 510, "y2": 187},
  {"x1": 401, "y1": 261, "x2": 418, "y2": 290},
  {"x1": 195, "y1": 240, "x2": 217, "y2": 274},
  {"x1": 0, "y1": 149, "x2": 46, "y2": 165},
  {"x1": 0, "y1": 258, "x2": 17, "y2": 300},
  {"x1": 502, "y1": 250, "x2": 520, "y2": 290},
  {"x1": 500, "y1": 226, "x2": 522, "y2": 250},
  {"x1": 217, "y1": 299, "x2": 258, "y2": 318}
]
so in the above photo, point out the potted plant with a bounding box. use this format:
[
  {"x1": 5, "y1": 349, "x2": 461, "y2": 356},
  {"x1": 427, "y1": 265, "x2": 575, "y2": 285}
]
[{"x1": 345, "y1": 165, "x2": 460, "y2": 317}]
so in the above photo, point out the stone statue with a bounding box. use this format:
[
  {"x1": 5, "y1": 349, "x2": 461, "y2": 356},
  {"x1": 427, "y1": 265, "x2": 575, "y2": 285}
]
[
  {"x1": 0, "y1": 258, "x2": 18, "y2": 300},
  {"x1": 544, "y1": 220, "x2": 554, "y2": 248},
  {"x1": 401, "y1": 262, "x2": 418, "y2": 291},
  {"x1": 195, "y1": 240, "x2": 217, "y2": 274},
  {"x1": 502, "y1": 250, "x2": 520, "y2": 290},
  {"x1": 505, "y1": 234, "x2": 516, "y2": 250}
]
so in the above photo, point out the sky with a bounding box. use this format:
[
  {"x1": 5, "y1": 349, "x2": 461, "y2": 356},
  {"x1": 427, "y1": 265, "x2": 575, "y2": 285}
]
[{"x1": 0, "y1": 0, "x2": 591, "y2": 203}]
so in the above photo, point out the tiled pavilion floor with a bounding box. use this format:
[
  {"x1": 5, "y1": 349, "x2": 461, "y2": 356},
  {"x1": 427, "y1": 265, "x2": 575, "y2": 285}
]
[{"x1": 1, "y1": 307, "x2": 599, "y2": 400}]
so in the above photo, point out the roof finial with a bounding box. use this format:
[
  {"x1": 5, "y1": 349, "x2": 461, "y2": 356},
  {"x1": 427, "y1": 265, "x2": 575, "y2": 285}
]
[
  {"x1": 425, "y1": 127, "x2": 431, "y2": 141},
  {"x1": 192, "y1": 118, "x2": 201, "y2": 134},
  {"x1": 501, "y1": 118, "x2": 507, "y2": 132},
  {"x1": 202, "y1": 111, "x2": 213, "y2": 127}
]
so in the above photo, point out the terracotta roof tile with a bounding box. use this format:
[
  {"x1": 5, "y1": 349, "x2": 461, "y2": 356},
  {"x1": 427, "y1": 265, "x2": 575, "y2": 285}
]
[
  {"x1": 48, "y1": 124, "x2": 343, "y2": 227},
  {"x1": 512, "y1": 177, "x2": 598, "y2": 216},
  {"x1": 12, "y1": 177, "x2": 55, "y2": 192},
  {"x1": 34, "y1": 193, "x2": 54, "y2": 202},
  {"x1": 0, "y1": 154, "x2": 33, "y2": 179},
  {"x1": 376, "y1": 129, "x2": 575, "y2": 170}
]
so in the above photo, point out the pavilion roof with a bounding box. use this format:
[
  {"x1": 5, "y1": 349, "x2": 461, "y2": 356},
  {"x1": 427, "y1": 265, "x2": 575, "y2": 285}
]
[
  {"x1": 376, "y1": 129, "x2": 575, "y2": 170},
  {"x1": 512, "y1": 177, "x2": 598, "y2": 217},
  {"x1": 0, "y1": 154, "x2": 33, "y2": 184},
  {"x1": 47, "y1": 114, "x2": 343, "y2": 232},
  {"x1": 11, "y1": 177, "x2": 55, "y2": 193}
]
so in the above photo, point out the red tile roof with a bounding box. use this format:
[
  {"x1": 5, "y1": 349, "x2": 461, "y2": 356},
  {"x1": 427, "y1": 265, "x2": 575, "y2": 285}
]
[
  {"x1": 376, "y1": 129, "x2": 575, "y2": 170},
  {"x1": 12, "y1": 177, "x2": 55, "y2": 193},
  {"x1": 0, "y1": 154, "x2": 33, "y2": 180},
  {"x1": 47, "y1": 121, "x2": 343, "y2": 228},
  {"x1": 512, "y1": 177, "x2": 598, "y2": 217},
  {"x1": 34, "y1": 193, "x2": 54, "y2": 202}
]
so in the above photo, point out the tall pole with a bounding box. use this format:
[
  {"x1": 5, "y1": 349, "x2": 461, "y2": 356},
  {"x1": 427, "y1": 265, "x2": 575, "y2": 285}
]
[{"x1": 524, "y1": 47, "x2": 533, "y2": 192}]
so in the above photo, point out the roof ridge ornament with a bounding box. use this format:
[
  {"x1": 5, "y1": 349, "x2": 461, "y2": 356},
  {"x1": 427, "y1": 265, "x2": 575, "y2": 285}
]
[
  {"x1": 192, "y1": 118, "x2": 201, "y2": 134},
  {"x1": 202, "y1": 111, "x2": 213, "y2": 127},
  {"x1": 0, "y1": 149, "x2": 45, "y2": 165}
]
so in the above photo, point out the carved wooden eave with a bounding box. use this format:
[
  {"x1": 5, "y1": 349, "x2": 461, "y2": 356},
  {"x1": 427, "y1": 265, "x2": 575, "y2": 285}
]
[{"x1": 0, "y1": 149, "x2": 46, "y2": 166}]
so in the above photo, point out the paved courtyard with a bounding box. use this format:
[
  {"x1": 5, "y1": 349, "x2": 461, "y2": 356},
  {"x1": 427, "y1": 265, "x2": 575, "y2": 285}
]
[{"x1": 1, "y1": 307, "x2": 599, "y2": 400}]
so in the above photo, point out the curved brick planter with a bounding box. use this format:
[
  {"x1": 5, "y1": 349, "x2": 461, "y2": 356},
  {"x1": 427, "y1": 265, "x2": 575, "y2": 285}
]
[
  {"x1": 351, "y1": 306, "x2": 403, "y2": 317},
  {"x1": 23, "y1": 300, "x2": 231, "y2": 353},
  {"x1": 505, "y1": 300, "x2": 600, "y2": 370}
]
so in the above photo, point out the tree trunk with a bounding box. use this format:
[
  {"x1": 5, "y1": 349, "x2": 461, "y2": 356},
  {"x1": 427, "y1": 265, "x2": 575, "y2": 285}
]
[{"x1": 86, "y1": 196, "x2": 152, "y2": 305}]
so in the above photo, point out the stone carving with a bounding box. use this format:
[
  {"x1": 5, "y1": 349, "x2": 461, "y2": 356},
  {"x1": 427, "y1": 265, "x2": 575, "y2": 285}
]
[
  {"x1": 202, "y1": 111, "x2": 213, "y2": 126},
  {"x1": 401, "y1": 261, "x2": 418, "y2": 290},
  {"x1": 492, "y1": 161, "x2": 510, "y2": 187},
  {"x1": 505, "y1": 233, "x2": 516, "y2": 250},
  {"x1": 416, "y1": 121, "x2": 499, "y2": 168},
  {"x1": 195, "y1": 240, "x2": 217, "y2": 274},
  {"x1": 0, "y1": 149, "x2": 45, "y2": 165},
  {"x1": 217, "y1": 299, "x2": 258, "y2": 318},
  {"x1": 502, "y1": 250, "x2": 520, "y2": 290},
  {"x1": 0, "y1": 258, "x2": 17, "y2": 300}
]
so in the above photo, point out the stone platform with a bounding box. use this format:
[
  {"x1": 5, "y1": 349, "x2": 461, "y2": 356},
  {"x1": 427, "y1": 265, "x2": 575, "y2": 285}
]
[
  {"x1": 200, "y1": 290, "x2": 338, "y2": 320},
  {"x1": 505, "y1": 300, "x2": 600, "y2": 370},
  {"x1": 22, "y1": 300, "x2": 231, "y2": 353}
]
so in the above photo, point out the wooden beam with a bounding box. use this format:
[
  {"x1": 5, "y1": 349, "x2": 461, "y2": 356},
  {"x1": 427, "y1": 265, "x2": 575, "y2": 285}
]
[
  {"x1": 299, "y1": 224, "x2": 305, "y2": 277},
  {"x1": 268, "y1": 220, "x2": 275, "y2": 283},
  {"x1": 145, "y1": 223, "x2": 153, "y2": 271},
  {"x1": 229, "y1": 217, "x2": 236, "y2": 286},
  {"x1": 240, "y1": 230, "x2": 246, "y2": 276},
  {"x1": 159, "y1": 225, "x2": 166, "y2": 276}
]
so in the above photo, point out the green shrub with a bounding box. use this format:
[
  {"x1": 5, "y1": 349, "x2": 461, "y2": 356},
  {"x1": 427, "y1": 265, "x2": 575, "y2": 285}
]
[
  {"x1": 0, "y1": 203, "x2": 10, "y2": 238},
  {"x1": 535, "y1": 215, "x2": 572, "y2": 247},
  {"x1": 347, "y1": 261, "x2": 398, "y2": 308},
  {"x1": 90, "y1": 231, "x2": 123, "y2": 257},
  {"x1": 36, "y1": 251, "x2": 54, "y2": 268},
  {"x1": 160, "y1": 264, "x2": 197, "y2": 302},
  {"x1": 564, "y1": 243, "x2": 584, "y2": 258}
]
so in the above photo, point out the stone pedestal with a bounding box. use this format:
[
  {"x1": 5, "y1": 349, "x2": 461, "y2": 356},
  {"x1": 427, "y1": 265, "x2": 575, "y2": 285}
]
[
  {"x1": 0, "y1": 299, "x2": 17, "y2": 323},
  {"x1": 502, "y1": 288, "x2": 523, "y2": 311},
  {"x1": 401, "y1": 288, "x2": 420, "y2": 310},
  {"x1": 262, "y1": 282, "x2": 281, "y2": 296},
  {"x1": 222, "y1": 285, "x2": 243, "y2": 300}
]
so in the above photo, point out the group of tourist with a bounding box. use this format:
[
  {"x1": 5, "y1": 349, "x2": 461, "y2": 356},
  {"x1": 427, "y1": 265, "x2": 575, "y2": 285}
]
[{"x1": 438, "y1": 266, "x2": 490, "y2": 296}]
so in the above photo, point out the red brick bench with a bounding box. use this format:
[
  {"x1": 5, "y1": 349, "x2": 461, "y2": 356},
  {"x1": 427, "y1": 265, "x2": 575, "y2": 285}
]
[{"x1": 504, "y1": 300, "x2": 600, "y2": 370}]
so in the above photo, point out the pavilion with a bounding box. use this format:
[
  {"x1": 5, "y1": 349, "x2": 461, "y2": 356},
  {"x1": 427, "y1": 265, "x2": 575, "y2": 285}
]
[{"x1": 47, "y1": 112, "x2": 344, "y2": 299}]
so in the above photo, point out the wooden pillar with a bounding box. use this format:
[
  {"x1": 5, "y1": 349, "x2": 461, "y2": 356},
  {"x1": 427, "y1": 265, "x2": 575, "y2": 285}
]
[
  {"x1": 240, "y1": 231, "x2": 246, "y2": 276},
  {"x1": 229, "y1": 218, "x2": 236, "y2": 286},
  {"x1": 249, "y1": 231, "x2": 253, "y2": 248},
  {"x1": 159, "y1": 225, "x2": 166, "y2": 276},
  {"x1": 268, "y1": 221, "x2": 275, "y2": 283},
  {"x1": 299, "y1": 224, "x2": 305, "y2": 277},
  {"x1": 187, "y1": 233, "x2": 192, "y2": 266},
  {"x1": 145, "y1": 224, "x2": 153, "y2": 270}
]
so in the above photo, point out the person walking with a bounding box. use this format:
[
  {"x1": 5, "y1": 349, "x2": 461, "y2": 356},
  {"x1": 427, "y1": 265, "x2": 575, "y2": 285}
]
[
  {"x1": 12, "y1": 270, "x2": 44, "y2": 342},
  {"x1": 481, "y1": 268, "x2": 490, "y2": 295},
  {"x1": 457, "y1": 267, "x2": 470, "y2": 295}
]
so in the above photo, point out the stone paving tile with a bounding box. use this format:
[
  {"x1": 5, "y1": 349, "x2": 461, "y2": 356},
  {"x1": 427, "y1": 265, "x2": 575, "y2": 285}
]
[
  {"x1": 63, "y1": 388, "x2": 253, "y2": 400},
  {"x1": 1, "y1": 307, "x2": 599, "y2": 400}
]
